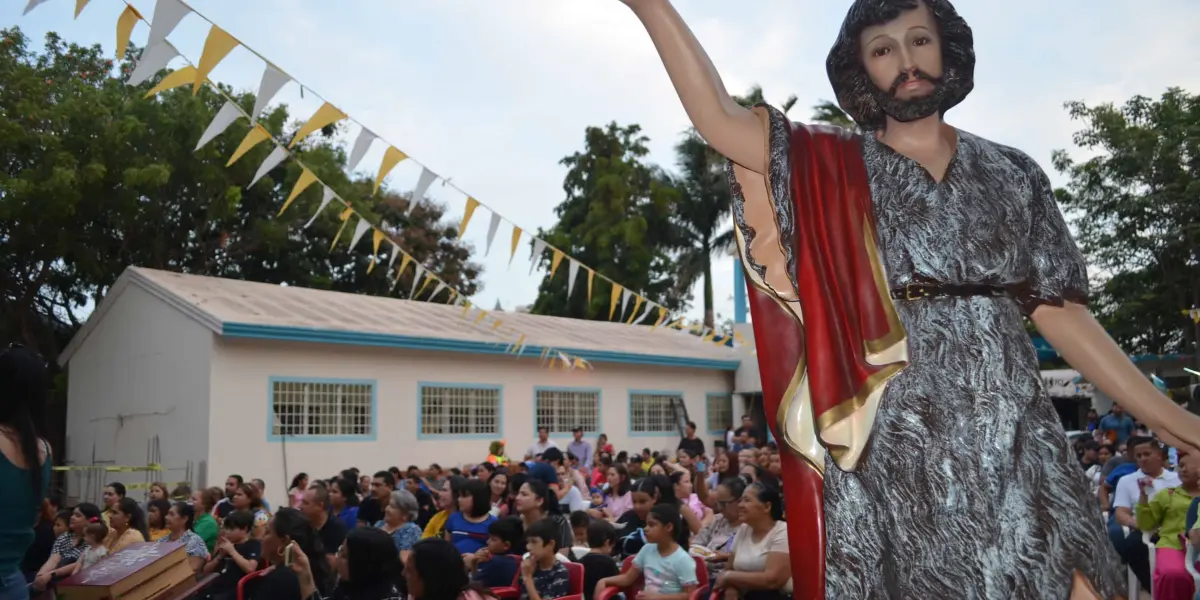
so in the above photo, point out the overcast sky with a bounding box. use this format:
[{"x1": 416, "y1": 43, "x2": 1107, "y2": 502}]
[{"x1": 11, "y1": 0, "x2": 1199, "y2": 323}]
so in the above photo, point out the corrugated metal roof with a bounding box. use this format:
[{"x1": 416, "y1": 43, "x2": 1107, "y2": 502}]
[{"x1": 63, "y1": 267, "x2": 742, "y2": 369}]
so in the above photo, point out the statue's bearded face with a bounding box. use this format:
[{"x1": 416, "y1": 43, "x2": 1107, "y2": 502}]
[{"x1": 857, "y1": 0, "x2": 947, "y2": 123}]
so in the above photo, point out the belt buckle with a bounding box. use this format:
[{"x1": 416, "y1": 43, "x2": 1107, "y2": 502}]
[{"x1": 905, "y1": 284, "x2": 926, "y2": 300}]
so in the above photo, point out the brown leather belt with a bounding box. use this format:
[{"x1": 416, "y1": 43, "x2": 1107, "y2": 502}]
[{"x1": 888, "y1": 283, "x2": 1009, "y2": 301}]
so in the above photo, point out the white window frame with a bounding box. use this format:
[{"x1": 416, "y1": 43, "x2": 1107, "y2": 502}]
[
  {"x1": 418, "y1": 383, "x2": 502, "y2": 439},
  {"x1": 628, "y1": 391, "x2": 682, "y2": 435},
  {"x1": 534, "y1": 388, "x2": 601, "y2": 435},
  {"x1": 706, "y1": 393, "x2": 733, "y2": 434},
  {"x1": 269, "y1": 378, "x2": 375, "y2": 441}
]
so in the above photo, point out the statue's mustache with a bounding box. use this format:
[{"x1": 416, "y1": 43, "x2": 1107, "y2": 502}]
[{"x1": 887, "y1": 70, "x2": 942, "y2": 96}]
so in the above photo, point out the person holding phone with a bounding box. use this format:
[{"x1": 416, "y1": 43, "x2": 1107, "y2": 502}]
[{"x1": 250, "y1": 509, "x2": 329, "y2": 600}]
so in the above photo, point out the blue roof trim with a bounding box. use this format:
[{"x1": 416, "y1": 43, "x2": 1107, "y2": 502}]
[
  {"x1": 1030, "y1": 335, "x2": 1193, "y2": 363},
  {"x1": 221, "y1": 322, "x2": 741, "y2": 371}
]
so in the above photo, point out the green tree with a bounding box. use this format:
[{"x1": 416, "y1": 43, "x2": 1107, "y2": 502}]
[
  {"x1": 530, "y1": 123, "x2": 687, "y2": 319},
  {"x1": 0, "y1": 27, "x2": 480, "y2": 363},
  {"x1": 1051, "y1": 88, "x2": 1200, "y2": 356},
  {"x1": 811, "y1": 99, "x2": 855, "y2": 128}
]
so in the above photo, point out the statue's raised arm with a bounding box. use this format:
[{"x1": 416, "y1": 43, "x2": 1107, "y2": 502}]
[{"x1": 620, "y1": 0, "x2": 766, "y2": 173}]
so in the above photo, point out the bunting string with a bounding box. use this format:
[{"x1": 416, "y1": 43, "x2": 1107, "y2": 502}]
[{"x1": 27, "y1": 0, "x2": 742, "y2": 352}]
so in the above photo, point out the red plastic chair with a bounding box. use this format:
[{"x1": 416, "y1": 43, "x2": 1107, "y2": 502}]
[
  {"x1": 235, "y1": 568, "x2": 271, "y2": 600},
  {"x1": 487, "y1": 555, "x2": 524, "y2": 600},
  {"x1": 564, "y1": 562, "x2": 585, "y2": 595},
  {"x1": 596, "y1": 555, "x2": 708, "y2": 600}
]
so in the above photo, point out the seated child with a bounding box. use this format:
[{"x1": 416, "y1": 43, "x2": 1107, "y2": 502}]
[
  {"x1": 596, "y1": 504, "x2": 697, "y2": 600},
  {"x1": 466, "y1": 516, "x2": 523, "y2": 589},
  {"x1": 72, "y1": 522, "x2": 110, "y2": 573},
  {"x1": 520, "y1": 519, "x2": 572, "y2": 600},
  {"x1": 578, "y1": 520, "x2": 619, "y2": 600},
  {"x1": 202, "y1": 510, "x2": 263, "y2": 600},
  {"x1": 569, "y1": 511, "x2": 592, "y2": 559}
]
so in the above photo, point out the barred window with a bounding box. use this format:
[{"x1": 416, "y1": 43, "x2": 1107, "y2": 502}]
[
  {"x1": 271, "y1": 380, "x2": 373, "y2": 438},
  {"x1": 706, "y1": 394, "x2": 733, "y2": 433},
  {"x1": 535, "y1": 389, "x2": 600, "y2": 434},
  {"x1": 420, "y1": 385, "x2": 500, "y2": 436},
  {"x1": 629, "y1": 392, "x2": 682, "y2": 433}
]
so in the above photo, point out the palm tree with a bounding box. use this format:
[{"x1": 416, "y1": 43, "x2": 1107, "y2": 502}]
[{"x1": 811, "y1": 100, "x2": 855, "y2": 129}]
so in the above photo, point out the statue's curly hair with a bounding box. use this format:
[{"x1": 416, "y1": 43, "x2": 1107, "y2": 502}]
[{"x1": 825, "y1": 0, "x2": 975, "y2": 130}]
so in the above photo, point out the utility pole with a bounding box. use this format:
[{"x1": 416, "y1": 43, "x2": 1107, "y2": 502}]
[{"x1": 1185, "y1": 306, "x2": 1200, "y2": 373}]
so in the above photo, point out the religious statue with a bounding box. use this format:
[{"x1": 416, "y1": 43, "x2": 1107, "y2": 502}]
[{"x1": 610, "y1": 0, "x2": 1200, "y2": 598}]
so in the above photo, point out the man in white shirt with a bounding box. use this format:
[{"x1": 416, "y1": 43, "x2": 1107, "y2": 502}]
[
  {"x1": 1111, "y1": 435, "x2": 1178, "y2": 594},
  {"x1": 527, "y1": 426, "x2": 558, "y2": 457}
]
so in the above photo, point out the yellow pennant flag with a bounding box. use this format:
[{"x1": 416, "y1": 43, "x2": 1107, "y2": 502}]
[
  {"x1": 701, "y1": 330, "x2": 716, "y2": 342},
  {"x1": 459, "y1": 197, "x2": 480, "y2": 238},
  {"x1": 367, "y1": 229, "x2": 386, "y2": 274},
  {"x1": 391, "y1": 254, "x2": 414, "y2": 292},
  {"x1": 573, "y1": 358, "x2": 588, "y2": 370},
  {"x1": 74, "y1": 0, "x2": 90, "y2": 19},
  {"x1": 608, "y1": 284, "x2": 623, "y2": 321},
  {"x1": 115, "y1": 5, "x2": 141, "y2": 59},
  {"x1": 279, "y1": 169, "x2": 318, "y2": 216},
  {"x1": 509, "y1": 226, "x2": 523, "y2": 264},
  {"x1": 416, "y1": 274, "x2": 435, "y2": 298},
  {"x1": 653, "y1": 306, "x2": 668, "y2": 329},
  {"x1": 509, "y1": 334, "x2": 527, "y2": 354},
  {"x1": 666, "y1": 318, "x2": 685, "y2": 330},
  {"x1": 550, "y1": 250, "x2": 564, "y2": 278},
  {"x1": 374, "y1": 147, "x2": 409, "y2": 194},
  {"x1": 491, "y1": 319, "x2": 504, "y2": 331},
  {"x1": 461, "y1": 300, "x2": 473, "y2": 317},
  {"x1": 144, "y1": 66, "x2": 197, "y2": 98},
  {"x1": 330, "y1": 207, "x2": 353, "y2": 251},
  {"x1": 194, "y1": 25, "x2": 239, "y2": 94},
  {"x1": 587, "y1": 270, "x2": 594, "y2": 304},
  {"x1": 289, "y1": 102, "x2": 347, "y2": 148},
  {"x1": 625, "y1": 296, "x2": 645, "y2": 325},
  {"x1": 473, "y1": 310, "x2": 489, "y2": 326},
  {"x1": 446, "y1": 289, "x2": 458, "y2": 304},
  {"x1": 227, "y1": 125, "x2": 272, "y2": 166}
]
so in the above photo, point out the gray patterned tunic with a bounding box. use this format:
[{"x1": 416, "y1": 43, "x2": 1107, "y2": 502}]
[{"x1": 737, "y1": 105, "x2": 1125, "y2": 599}]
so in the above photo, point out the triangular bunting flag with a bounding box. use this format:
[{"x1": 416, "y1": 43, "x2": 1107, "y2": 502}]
[
  {"x1": 115, "y1": 5, "x2": 142, "y2": 59},
  {"x1": 608, "y1": 284, "x2": 623, "y2": 321},
  {"x1": 193, "y1": 25, "x2": 239, "y2": 94},
  {"x1": 409, "y1": 265, "x2": 425, "y2": 298},
  {"x1": 620, "y1": 288, "x2": 632, "y2": 319},
  {"x1": 550, "y1": 250, "x2": 565, "y2": 278},
  {"x1": 459, "y1": 198, "x2": 480, "y2": 238},
  {"x1": 252, "y1": 64, "x2": 290, "y2": 123},
  {"x1": 587, "y1": 270, "x2": 595, "y2": 304},
  {"x1": 701, "y1": 330, "x2": 716, "y2": 342},
  {"x1": 391, "y1": 254, "x2": 414, "y2": 292},
  {"x1": 146, "y1": 0, "x2": 189, "y2": 50},
  {"x1": 279, "y1": 168, "x2": 318, "y2": 216},
  {"x1": 510, "y1": 334, "x2": 527, "y2": 356},
  {"x1": 567, "y1": 260, "x2": 580, "y2": 298},
  {"x1": 484, "y1": 213, "x2": 502, "y2": 256},
  {"x1": 491, "y1": 319, "x2": 504, "y2": 331},
  {"x1": 528, "y1": 238, "x2": 547, "y2": 275},
  {"x1": 289, "y1": 102, "x2": 347, "y2": 148},
  {"x1": 226, "y1": 124, "x2": 272, "y2": 167},
  {"x1": 330, "y1": 208, "x2": 353, "y2": 251},
  {"x1": 626, "y1": 296, "x2": 645, "y2": 325},
  {"x1": 195, "y1": 101, "x2": 243, "y2": 151},
  {"x1": 250, "y1": 146, "x2": 289, "y2": 188},
  {"x1": 408, "y1": 168, "x2": 437, "y2": 216},
  {"x1": 128, "y1": 41, "x2": 179, "y2": 86},
  {"x1": 430, "y1": 281, "x2": 447, "y2": 301},
  {"x1": 633, "y1": 301, "x2": 655, "y2": 325},
  {"x1": 386, "y1": 242, "x2": 400, "y2": 272},
  {"x1": 416, "y1": 274, "x2": 436, "y2": 299},
  {"x1": 473, "y1": 310, "x2": 488, "y2": 326},
  {"x1": 349, "y1": 218, "x2": 372, "y2": 251},
  {"x1": 303, "y1": 187, "x2": 337, "y2": 229},
  {"x1": 446, "y1": 289, "x2": 458, "y2": 305},
  {"x1": 653, "y1": 306, "x2": 668, "y2": 329},
  {"x1": 74, "y1": 0, "x2": 90, "y2": 19},
  {"x1": 368, "y1": 230, "x2": 386, "y2": 273},
  {"x1": 143, "y1": 65, "x2": 196, "y2": 98},
  {"x1": 347, "y1": 128, "x2": 376, "y2": 173},
  {"x1": 23, "y1": 0, "x2": 52, "y2": 16},
  {"x1": 374, "y1": 147, "x2": 409, "y2": 194},
  {"x1": 508, "y1": 226, "x2": 523, "y2": 266},
  {"x1": 462, "y1": 300, "x2": 474, "y2": 317}
]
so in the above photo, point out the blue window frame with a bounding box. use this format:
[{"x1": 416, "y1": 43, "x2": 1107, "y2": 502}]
[
  {"x1": 266, "y1": 377, "x2": 377, "y2": 442},
  {"x1": 417, "y1": 382, "x2": 503, "y2": 440}
]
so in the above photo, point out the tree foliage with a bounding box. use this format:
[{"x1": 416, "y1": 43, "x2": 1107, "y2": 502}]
[
  {"x1": 530, "y1": 123, "x2": 686, "y2": 319},
  {"x1": 0, "y1": 28, "x2": 481, "y2": 362},
  {"x1": 1051, "y1": 88, "x2": 1200, "y2": 355}
]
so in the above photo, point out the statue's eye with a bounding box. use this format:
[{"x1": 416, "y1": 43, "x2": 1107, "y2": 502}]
[
  {"x1": 913, "y1": 36, "x2": 930, "y2": 46},
  {"x1": 872, "y1": 47, "x2": 890, "y2": 57}
]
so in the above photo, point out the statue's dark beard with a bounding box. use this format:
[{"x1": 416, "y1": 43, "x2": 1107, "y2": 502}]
[{"x1": 868, "y1": 69, "x2": 948, "y2": 123}]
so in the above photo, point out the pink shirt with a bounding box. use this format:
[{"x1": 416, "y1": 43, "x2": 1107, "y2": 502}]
[{"x1": 606, "y1": 491, "x2": 633, "y2": 519}]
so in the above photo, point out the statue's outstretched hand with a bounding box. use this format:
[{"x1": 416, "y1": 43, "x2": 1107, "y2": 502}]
[{"x1": 1159, "y1": 409, "x2": 1200, "y2": 459}]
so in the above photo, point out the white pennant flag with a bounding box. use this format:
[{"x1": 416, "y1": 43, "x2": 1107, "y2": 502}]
[
  {"x1": 407, "y1": 168, "x2": 437, "y2": 217},
  {"x1": 528, "y1": 238, "x2": 547, "y2": 275},
  {"x1": 249, "y1": 146, "x2": 288, "y2": 188},
  {"x1": 349, "y1": 218, "x2": 372, "y2": 250},
  {"x1": 303, "y1": 187, "x2": 337, "y2": 229},
  {"x1": 621, "y1": 288, "x2": 632, "y2": 318},
  {"x1": 347, "y1": 128, "x2": 376, "y2": 173},
  {"x1": 386, "y1": 242, "x2": 400, "y2": 271},
  {"x1": 146, "y1": 0, "x2": 190, "y2": 49},
  {"x1": 484, "y1": 213, "x2": 502, "y2": 256},
  {"x1": 128, "y1": 41, "x2": 179, "y2": 86},
  {"x1": 23, "y1": 0, "x2": 52, "y2": 15},
  {"x1": 429, "y1": 282, "x2": 447, "y2": 301},
  {"x1": 566, "y1": 260, "x2": 581, "y2": 298},
  {"x1": 409, "y1": 265, "x2": 425, "y2": 298},
  {"x1": 252, "y1": 64, "x2": 290, "y2": 123},
  {"x1": 195, "y1": 101, "x2": 243, "y2": 151},
  {"x1": 634, "y1": 302, "x2": 655, "y2": 325}
]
